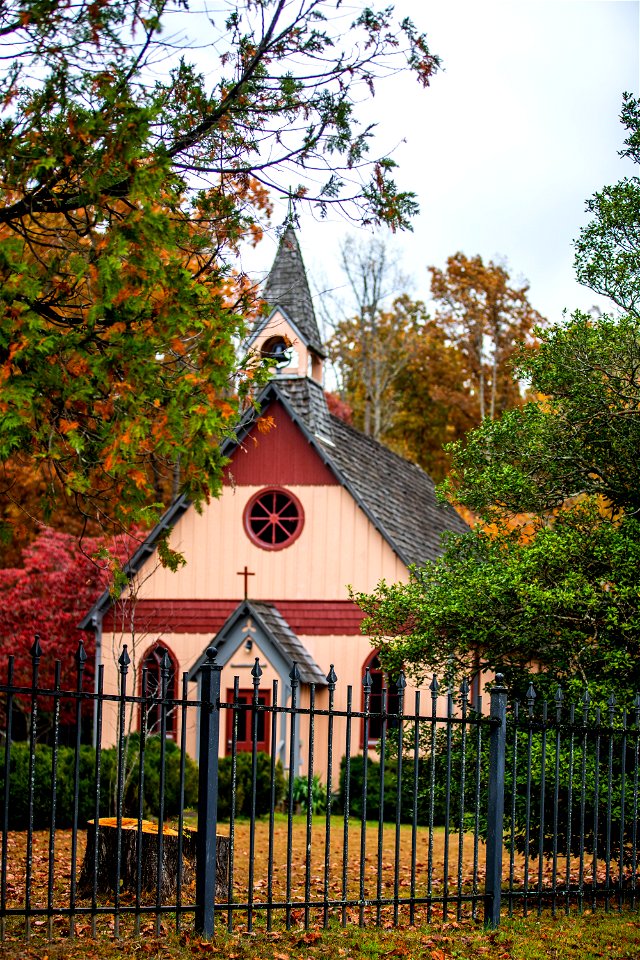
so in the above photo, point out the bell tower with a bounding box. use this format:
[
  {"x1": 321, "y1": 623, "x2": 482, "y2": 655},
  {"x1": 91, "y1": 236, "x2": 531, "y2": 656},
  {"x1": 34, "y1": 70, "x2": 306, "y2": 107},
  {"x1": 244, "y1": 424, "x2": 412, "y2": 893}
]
[{"x1": 247, "y1": 225, "x2": 326, "y2": 384}]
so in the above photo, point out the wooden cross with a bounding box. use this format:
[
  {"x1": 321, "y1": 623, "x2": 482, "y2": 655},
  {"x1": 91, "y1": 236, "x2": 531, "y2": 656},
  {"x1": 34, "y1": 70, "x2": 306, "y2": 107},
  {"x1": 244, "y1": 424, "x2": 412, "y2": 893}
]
[{"x1": 237, "y1": 565, "x2": 255, "y2": 599}]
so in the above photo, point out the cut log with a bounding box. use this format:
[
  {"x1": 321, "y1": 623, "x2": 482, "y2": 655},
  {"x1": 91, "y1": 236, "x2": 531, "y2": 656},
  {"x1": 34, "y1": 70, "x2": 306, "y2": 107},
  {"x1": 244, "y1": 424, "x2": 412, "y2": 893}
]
[{"x1": 79, "y1": 818, "x2": 229, "y2": 901}]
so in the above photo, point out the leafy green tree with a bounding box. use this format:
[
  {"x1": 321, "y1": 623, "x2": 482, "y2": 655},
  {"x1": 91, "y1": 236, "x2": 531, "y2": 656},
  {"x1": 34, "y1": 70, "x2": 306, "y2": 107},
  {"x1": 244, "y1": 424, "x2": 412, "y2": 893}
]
[
  {"x1": 440, "y1": 313, "x2": 640, "y2": 521},
  {"x1": 0, "y1": 0, "x2": 440, "y2": 536},
  {"x1": 354, "y1": 97, "x2": 640, "y2": 705},
  {"x1": 355, "y1": 503, "x2": 640, "y2": 704},
  {"x1": 574, "y1": 93, "x2": 640, "y2": 313}
]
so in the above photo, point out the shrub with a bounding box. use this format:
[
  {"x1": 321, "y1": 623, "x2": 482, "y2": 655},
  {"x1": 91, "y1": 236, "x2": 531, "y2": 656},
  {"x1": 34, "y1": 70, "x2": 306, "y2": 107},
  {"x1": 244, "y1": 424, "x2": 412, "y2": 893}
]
[
  {"x1": 217, "y1": 751, "x2": 286, "y2": 819},
  {"x1": 339, "y1": 730, "x2": 482, "y2": 827},
  {"x1": 339, "y1": 754, "x2": 428, "y2": 824},
  {"x1": 0, "y1": 742, "x2": 101, "y2": 829},
  {"x1": 291, "y1": 773, "x2": 327, "y2": 814},
  {"x1": 99, "y1": 734, "x2": 199, "y2": 820},
  {"x1": 0, "y1": 736, "x2": 198, "y2": 828}
]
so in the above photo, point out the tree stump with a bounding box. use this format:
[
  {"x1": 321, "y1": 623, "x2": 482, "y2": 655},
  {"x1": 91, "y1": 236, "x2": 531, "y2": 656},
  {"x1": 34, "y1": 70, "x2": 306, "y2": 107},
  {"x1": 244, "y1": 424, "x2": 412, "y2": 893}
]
[{"x1": 79, "y1": 818, "x2": 229, "y2": 901}]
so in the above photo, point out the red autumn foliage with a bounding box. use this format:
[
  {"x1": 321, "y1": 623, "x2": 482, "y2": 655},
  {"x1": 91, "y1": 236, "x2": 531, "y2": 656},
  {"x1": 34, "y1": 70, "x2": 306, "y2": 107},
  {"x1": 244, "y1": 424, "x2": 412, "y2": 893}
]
[
  {"x1": 324, "y1": 391, "x2": 353, "y2": 425},
  {"x1": 0, "y1": 528, "x2": 139, "y2": 695}
]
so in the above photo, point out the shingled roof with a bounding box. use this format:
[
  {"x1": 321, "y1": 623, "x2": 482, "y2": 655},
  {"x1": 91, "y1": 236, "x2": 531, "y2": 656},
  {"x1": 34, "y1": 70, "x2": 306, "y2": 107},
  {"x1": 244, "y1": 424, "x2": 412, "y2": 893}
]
[
  {"x1": 272, "y1": 378, "x2": 468, "y2": 566},
  {"x1": 248, "y1": 602, "x2": 328, "y2": 685},
  {"x1": 186, "y1": 600, "x2": 328, "y2": 686},
  {"x1": 261, "y1": 225, "x2": 326, "y2": 357},
  {"x1": 275, "y1": 375, "x2": 335, "y2": 443}
]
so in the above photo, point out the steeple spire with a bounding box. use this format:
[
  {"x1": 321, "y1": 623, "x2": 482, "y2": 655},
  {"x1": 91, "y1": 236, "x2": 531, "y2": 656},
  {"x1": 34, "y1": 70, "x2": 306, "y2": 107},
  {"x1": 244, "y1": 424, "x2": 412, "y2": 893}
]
[{"x1": 263, "y1": 225, "x2": 325, "y2": 358}]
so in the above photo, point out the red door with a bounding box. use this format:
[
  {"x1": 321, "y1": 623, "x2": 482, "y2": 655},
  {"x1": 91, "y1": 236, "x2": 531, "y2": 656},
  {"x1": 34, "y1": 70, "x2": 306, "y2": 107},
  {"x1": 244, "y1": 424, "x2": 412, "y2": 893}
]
[{"x1": 225, "y1": 689, "x2": 271, "y2": 754}]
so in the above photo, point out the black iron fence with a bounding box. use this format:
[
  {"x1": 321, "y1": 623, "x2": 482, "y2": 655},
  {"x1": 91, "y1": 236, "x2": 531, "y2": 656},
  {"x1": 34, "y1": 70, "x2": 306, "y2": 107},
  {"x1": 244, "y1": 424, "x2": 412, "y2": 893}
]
[{"x1": 1, "y1": 638, "x2": 639, "y2": 940}]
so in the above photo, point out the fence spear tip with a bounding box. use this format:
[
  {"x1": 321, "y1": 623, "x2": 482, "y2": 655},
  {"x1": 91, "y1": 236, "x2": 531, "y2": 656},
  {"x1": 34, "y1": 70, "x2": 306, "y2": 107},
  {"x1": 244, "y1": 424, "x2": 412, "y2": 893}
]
[
  {"x1": 289, "y1": 662, "x2": 300, "y2": 684},
  {"x1": 118, "y1": 644, "x2": 131, "y2": 668},
  {"x1": 75, "y1": 639, "x2": 88, "y2": 666}
]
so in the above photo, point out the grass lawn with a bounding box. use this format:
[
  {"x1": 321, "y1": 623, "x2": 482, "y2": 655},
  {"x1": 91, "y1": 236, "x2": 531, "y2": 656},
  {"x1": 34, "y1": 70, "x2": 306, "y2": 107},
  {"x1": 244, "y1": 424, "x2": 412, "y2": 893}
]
[
  {"x1": 2, "y1": 815, "x2": 488, "y2": 918},
  {"x1": 2, "y1": 817, "x2": 640, "y2": 957},
  {"x1": 1, "y1": 913, "x2": 640, "y2": 960}
]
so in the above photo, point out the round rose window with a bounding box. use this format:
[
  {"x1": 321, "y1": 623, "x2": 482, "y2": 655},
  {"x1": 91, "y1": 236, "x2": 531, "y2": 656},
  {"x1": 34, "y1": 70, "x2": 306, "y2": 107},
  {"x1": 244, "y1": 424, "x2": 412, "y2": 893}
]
[{"x1": 244, "y1": 488, "x2": 304, "y2": 550}]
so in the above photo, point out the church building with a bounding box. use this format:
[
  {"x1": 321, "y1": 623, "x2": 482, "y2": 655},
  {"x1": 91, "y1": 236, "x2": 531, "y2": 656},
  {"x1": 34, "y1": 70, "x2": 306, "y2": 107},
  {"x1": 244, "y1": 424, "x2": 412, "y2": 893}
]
[{"x1": 81, "y1": 227, "x2": 468, "y2": 776}]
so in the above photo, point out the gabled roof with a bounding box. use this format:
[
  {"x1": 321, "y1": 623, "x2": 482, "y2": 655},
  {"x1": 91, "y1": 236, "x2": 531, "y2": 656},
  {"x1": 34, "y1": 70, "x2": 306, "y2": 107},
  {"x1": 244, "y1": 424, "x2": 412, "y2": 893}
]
[
  {"x1": 259, "y1": 225, "x2": 326, "y2": 357},
  {"x1": 273, "y1": 378, "x2": 469, "y2": 565},
  {"x1": 186, "y1": 600, "x2": 328, "y2": 686},
  {"x1": 274, "y1": 375, "x2": 335, "y2": 444},
  {"x1": 80, "y1": 375, "x2": 468, "y2": 630}
]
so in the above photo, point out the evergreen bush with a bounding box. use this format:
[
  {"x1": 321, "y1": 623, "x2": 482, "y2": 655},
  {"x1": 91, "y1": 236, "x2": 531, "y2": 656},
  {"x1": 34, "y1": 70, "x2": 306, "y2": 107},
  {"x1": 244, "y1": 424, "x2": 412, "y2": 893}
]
[{"x1": 217, "y1": 751, "x2": 286, "y2": 819}]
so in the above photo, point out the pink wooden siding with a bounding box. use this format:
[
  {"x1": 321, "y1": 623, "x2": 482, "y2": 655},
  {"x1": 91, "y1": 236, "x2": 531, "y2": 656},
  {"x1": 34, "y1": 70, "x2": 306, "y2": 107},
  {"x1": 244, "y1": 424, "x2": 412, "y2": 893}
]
[{"x1": 128, "y1": 484, "x2": 407, "y2": 603}]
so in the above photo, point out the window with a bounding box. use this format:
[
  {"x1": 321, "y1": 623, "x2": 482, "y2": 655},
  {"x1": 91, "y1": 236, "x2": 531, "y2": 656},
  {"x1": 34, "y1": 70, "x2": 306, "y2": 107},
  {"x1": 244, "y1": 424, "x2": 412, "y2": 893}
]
[
  {"x1": 362, "y1": 652, "x2": 400, "y2": 746},
  {"x1": 225, "y1": 689, "x2": 271, "y2": 754},
  {"x1": 261, "y1": 335, "x2": 290, "y2": 365},
  {"x1": 244, "y1": 487, "x2": 304, "y2": 550},
  {"x1": 139, "y1": 643, "x2": 178, "y2": 738}
]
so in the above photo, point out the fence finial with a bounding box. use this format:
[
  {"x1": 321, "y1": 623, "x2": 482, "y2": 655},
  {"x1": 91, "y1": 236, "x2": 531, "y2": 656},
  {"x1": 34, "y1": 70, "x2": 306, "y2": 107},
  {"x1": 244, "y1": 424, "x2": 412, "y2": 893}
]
[
  {"x1": 362, "y1": 666, "x2": 372, "y2": 692},
  {"x1": 526, "y1": 682, "x2": 536, "y2": 717},
  {"x1": 251, "y1": 656, "x2": 263, "y2": 681},
  {"x1": 118, "y1": 644, "x2": 130, "y2": 671},
  {"x1": 30, "y1": 634, "x2": 42, "y2": 661},
  {"x1": 75, "y1": 639, "x2": 87, "y2": 669},
  {"x1": 396, "y1": 670, "x2": 407, "y2": 691},
  {"x1": 205, "y1": 646, "x2": 218, "y2": 663},
  {"x1": 289, "y1": 662, "x2": 300, "y2": 685},
  {"x1": 430, "y1": 674, "x2": 439, "y2": 697},
  {"x1": 326, "y1": 664, "x2": 337, "y2": 689},
  {"x1": 554, "y1": 685, "x2": 564, "y2": 721}
]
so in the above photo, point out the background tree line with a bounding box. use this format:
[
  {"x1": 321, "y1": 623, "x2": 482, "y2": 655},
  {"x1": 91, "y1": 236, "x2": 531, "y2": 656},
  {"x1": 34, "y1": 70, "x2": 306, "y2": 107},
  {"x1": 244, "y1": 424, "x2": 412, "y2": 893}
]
[{"x1": 326, "y1": 239, "x2": 544, "y2": 481}]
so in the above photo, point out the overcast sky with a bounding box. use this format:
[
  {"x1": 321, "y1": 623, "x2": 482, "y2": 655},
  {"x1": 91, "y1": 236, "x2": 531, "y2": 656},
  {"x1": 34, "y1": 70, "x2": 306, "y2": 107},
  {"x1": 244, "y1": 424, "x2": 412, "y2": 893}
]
[{"x1": 238, "y1": 0, "x2": 640, "y2": 331}]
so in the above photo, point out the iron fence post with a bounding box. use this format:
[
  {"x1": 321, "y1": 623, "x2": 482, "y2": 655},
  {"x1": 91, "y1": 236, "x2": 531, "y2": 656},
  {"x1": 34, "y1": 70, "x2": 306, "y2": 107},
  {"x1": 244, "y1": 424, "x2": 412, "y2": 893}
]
[
  {"x1": 195, "y1": 646, "x2": 222, "y2": 937},
  {"x1": 484, "y1": 674, "x2": 508, "y2": 929}
]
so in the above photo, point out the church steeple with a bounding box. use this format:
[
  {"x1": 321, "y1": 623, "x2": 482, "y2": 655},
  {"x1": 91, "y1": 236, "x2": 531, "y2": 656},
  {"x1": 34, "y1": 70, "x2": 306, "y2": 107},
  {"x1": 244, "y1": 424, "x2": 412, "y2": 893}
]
[
  {"x1": 263, "y1": 225, "x2": 325, "y2": 358},
  {"x1": 249, "y1": 225, "x2": 326, "y2": 384}
]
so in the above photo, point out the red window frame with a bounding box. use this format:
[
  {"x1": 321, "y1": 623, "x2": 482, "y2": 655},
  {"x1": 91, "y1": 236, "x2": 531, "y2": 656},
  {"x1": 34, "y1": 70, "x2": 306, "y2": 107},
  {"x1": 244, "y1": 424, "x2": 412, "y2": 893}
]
[
  {"x1": 225, "y1": 689, "x2": 272, "y2": 754},
  {"x1": 243, "y1": 486, "x2": 304, "y2": 551}
]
